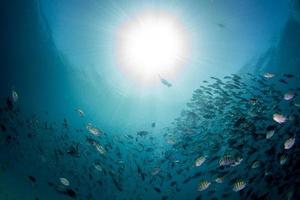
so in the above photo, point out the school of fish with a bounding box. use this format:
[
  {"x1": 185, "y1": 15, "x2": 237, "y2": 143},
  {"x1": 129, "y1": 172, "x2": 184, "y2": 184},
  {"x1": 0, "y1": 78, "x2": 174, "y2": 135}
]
[{"x1": 0, "y1": 72, "x2": 299, "y2": 200}]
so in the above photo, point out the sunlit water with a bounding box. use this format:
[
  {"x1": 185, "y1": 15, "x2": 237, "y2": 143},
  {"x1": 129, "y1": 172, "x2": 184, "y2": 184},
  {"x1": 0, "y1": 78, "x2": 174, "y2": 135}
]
[{"x1": 1, "y1": 0, "x2": 300, "y2": 199}]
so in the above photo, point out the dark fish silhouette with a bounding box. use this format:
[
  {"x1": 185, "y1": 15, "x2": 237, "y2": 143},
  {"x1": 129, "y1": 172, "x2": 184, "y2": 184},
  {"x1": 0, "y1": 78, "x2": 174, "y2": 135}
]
[
  {"x1": 159, "y1": 75, "x2": 172, "y2": 87},
  {"x1": 283, "y1": 74, "x2": 294, "y2": 78},
  {"x1": 137, "y1": 131, "x2": 149, "y2": 137},
  {"x1": 153, "y1": 187, "x2": 162, "y2": 193},
  {"x1": 64, "y1": 189, "x2": 77, "y2": 198},
  {"x1": 28, "y1": 175, "x2": 36, "y2": 183},
  {"x1": 67, "y1": 144, "x2": 80, "y2": 157},
  {"x1": 151, "y1": 122, "x2": 156, "y2": 128},
  {"x1": 217, "y1": 23, "x2": 226, "y2": 28}
]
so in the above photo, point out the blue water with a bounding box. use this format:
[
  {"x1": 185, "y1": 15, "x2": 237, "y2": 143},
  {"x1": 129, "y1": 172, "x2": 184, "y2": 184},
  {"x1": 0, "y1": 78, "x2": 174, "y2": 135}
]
[{"x1": 1, "y1": 0, "x2": 300, "y2": 199}]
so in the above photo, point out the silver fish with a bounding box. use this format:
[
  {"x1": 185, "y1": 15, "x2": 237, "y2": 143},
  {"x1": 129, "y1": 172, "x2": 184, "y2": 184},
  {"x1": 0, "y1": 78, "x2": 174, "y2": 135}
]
[
  {"x1": 273, "y1": 114, "x2": 286, "y2": 124},
  {"x1": 86, "y1": 123, "x2": 100, "y2": 136},
  {"x1": 197, "y1": 180, "x2": 210, "y2": 191},
  {"x1": 195, "y1": 156, "x2": 206, "y2": 167},
  {"x1": 59, "y1": 177, "x2": 70, "y2": 186},
  {"x1": 284, "y1": 137, "x2": 295, "y2": 150},
  {"x1": 233, "y1": 180, "x2": 246, "y2": 192},
  {"x1": 266, "y1": 130, "x2": 275, "y2": 139},
  {"x1": 263, "y1": 72, "x2": 275, "y2": 78},
  {"x1": 284, "y1": 92, "x2": 295, "y2": 101}
]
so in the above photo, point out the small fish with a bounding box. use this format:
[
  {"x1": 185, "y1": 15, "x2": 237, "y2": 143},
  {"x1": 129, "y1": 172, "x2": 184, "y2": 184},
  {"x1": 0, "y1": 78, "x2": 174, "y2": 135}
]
[
  {"x1": 283, "y1": 74, "x2": 294, "y2": 78},
  {"x1": 151, "y1": 122, "x2": 156, "y2": 128},
  {"x1": 195, "y1": 195, "x2": 202, "y2": 200},
  {"x1": 232, "y1": 157, "x2": 243, "y2": 166},
  {"x1": 125, "y1": 134, "x2": 134, "y2": 140},
  {"x1": 145, "y1": 147, "x2": 154, "y2": 152},
  {"x1": 86, "y1": 123, "x2": 100, "y2": 136},
  {"x1": 266, "y1": 130, "x2": 275, "y2": 139},
  {"x1": 263, "y1": 72, "x2": 275, "y2": 79},
  {"x1": 284, "y1": 137, "x2": 295, "y2": 150},
  {"x1": 153, "y1": 187, "x2": 162, "y2": 193},
  {"x1": 170, "y1": 181, "x2": 177, "y2": 187},
  {"x1": 280, "y1": 155, "x2": 287, "y2": 165},
  {"x1": 0, "y1": 124, "x2": 6, "y2": 132},
  {"x1": 219, "y1": 155, "x2": 235, "y2": 166},
  {"x1": 137, "y1": 131, "x2": 149, "y2": 137},
  {"x1": 215, "y1": 176, "x2": 224, "y2": 184},
  {"x1": 94, "y1": 163, "x2": 103, "y2": 172},
  {"x1": 219, "y1": 155, "x2": 242, "y2": 167},
  {"x1": 284, "y1": 92, "x2": 295, "y2": 101},
  {"x1": 249, "y1": 98, "x2": 258, "y2": 104},
  {"x1": 151, "y1": 167, "x2": 160, "y2": 176},
  {"x1": 159, "y1": 76, "x2": 172, "y2": 87},
  {"x1": 232, "y1": 180, "x2": 246, "y2": 192},
  {"x1": 59, "y1": 177, "x2": 70, "y2": 186},
  {"x1": 67, "y1": 144, "x2": 80, "y2": 157},
  {"x1": 294, "y1": 103, "x2": 300, "y2": 107},
  {"x1": 197, "y1": 180, "x2": 211, "y2": 191},
  {"x1": 94, "y1": 143, "x2": 106, "y2": 155},
  {"x1": 217, "y1": 23, "x2": 225, "y2": 28},
  {"x1": 279, "y1": 79, "x2": 288, "y2": 84},
  {"x1": 64, "y1": 189, "x2": 76, "y2": 198},
  {"x1": 75, "y1": 108, "x2": 84, "y2": 117},
  {"x1": 161, "y1": 196, "x2": 168, "y2": 200},
  {"x1": 28, "y1": 175, "x2": 36, "y2": 183},
  {"x1": 137, "y1": 165, "x2": 146, "y2": 181},
  {"x1": 112, "y1": 177, "x2": 123, "y2": 191},
  {"x1": 11, "y1": 90, "x2": 18, "y2": 102},
  {"x1": 63, "y1": 118, "x2": 68, "y2": 128},
  {"x1": 251, "y1": 161, "x2": 260, "y2": 169},
  {"x1": 264, "y1": 169, "x2": 271, "y2": 176},
  {"x1": 273, "y1": 114, "x2": 286, "y2": 124},
  {"x1": 195, "y1": 156, "x2": 206, "y2": 167},
  {"x1": 166, "y1": 138, "x2": 176, "y2": 145}
]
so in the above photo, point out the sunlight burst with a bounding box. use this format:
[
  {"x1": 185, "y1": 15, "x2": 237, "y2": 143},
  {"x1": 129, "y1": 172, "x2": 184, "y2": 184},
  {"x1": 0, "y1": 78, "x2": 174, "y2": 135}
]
[{"x1": 116, "y1": 11, "x2": 189, "y2": 82}]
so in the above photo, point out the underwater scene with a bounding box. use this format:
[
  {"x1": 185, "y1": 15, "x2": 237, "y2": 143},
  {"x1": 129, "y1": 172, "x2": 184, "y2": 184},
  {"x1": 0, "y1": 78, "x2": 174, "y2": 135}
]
[{"x1": 1, "y1": 0, "x2": 300, "y2": 199}]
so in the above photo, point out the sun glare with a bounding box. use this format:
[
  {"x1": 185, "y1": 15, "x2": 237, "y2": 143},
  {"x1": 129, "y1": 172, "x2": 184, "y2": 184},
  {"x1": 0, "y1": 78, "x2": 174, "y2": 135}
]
[{"x1": 116, "y1": 11, "x2": 189, "y2": 83}]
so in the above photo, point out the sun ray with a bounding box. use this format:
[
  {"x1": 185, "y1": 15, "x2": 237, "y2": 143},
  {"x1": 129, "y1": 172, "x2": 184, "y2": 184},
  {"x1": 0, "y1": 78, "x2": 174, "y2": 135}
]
[{"x1": 116, "y1": 11, "x2": 190, "y2": 83}]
